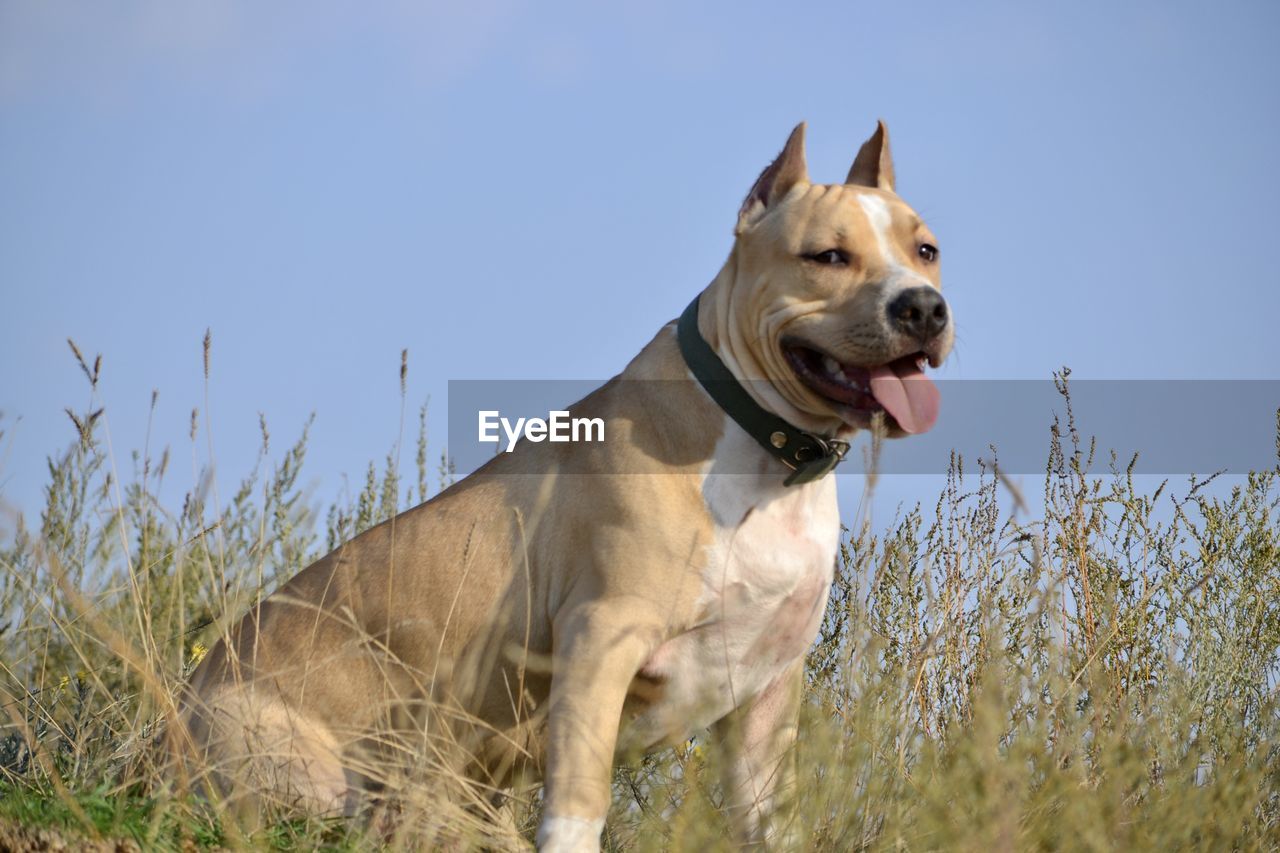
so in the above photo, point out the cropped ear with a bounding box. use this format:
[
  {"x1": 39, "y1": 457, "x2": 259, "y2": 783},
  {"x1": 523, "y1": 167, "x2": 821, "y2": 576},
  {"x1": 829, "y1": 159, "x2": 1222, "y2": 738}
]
[
  {"x1": 737, "y1": 122, "x2": 809, "y2": 231},
  {"x1": 846, "y1": 120, "x2": 895, "y2": 192}
]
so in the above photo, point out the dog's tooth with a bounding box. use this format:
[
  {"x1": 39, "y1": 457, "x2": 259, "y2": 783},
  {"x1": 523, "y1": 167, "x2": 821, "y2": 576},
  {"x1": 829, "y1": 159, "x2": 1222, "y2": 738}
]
[{"x1": 823, "y1": 356, "x2": 841, "y2": 376}]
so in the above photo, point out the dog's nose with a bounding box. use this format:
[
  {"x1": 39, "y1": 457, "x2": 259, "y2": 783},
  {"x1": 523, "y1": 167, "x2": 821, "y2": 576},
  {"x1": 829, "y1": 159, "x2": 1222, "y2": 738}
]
[{"x1": 887, "y1": 286, "x2": 949, "y2": 341}]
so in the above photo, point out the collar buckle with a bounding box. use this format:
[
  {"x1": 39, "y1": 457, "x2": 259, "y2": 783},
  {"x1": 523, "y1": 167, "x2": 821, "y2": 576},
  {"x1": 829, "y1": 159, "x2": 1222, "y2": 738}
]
[{"x1": 783, "y1": 434, "x2": 849, "y2": 486}]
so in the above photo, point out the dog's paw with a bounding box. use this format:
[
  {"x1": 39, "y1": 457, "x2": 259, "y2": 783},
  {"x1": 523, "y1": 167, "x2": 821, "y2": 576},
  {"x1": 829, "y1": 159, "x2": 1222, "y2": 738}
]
[{"x1": 535, "y1": 815, "x2": 605, "y2": 853}]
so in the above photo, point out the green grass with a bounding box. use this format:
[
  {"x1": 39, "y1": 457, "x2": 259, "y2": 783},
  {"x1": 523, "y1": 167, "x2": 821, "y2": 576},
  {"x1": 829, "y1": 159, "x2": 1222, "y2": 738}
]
[
  {"x1": 0, "y1": 783, "x2": 219, "y2": 849},
  {"x1": 1, "y1": 342, "x2": 1278, "y2": 850}
]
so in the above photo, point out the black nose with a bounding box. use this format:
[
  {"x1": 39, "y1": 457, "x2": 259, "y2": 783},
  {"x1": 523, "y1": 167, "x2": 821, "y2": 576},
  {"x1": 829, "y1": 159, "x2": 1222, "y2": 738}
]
[{"x1": 887, "y1": 286, "x2": 949, "y2": 341}]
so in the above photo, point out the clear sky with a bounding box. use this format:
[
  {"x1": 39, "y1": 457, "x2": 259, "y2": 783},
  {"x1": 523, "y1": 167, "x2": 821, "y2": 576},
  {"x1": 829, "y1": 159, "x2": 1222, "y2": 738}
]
[{"x1": 2, "y1": 1, "x2": 1278, "y2": 528}]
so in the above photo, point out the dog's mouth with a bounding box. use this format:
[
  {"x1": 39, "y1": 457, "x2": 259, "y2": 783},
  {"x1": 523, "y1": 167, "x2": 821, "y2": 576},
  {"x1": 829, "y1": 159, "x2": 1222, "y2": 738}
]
[{"x1": 782, "y1": 342, "x2": 941, "y2": 434}]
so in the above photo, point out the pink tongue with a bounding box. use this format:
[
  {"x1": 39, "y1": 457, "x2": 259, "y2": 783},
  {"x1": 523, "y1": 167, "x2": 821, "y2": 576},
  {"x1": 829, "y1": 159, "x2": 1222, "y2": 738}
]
[{"x1": 867, "y1": 360, "x2": 940, "y2": 434}]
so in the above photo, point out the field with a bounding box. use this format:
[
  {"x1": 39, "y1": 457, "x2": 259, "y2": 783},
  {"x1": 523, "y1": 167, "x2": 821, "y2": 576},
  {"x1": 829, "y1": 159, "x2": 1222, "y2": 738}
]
[{"x1": 2, "y1": 347, "x2": 1278, "y2": 850}]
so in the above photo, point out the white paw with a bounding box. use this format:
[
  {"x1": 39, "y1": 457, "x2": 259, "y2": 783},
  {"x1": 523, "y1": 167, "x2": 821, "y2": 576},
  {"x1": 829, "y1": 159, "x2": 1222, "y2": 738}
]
[{"x1": 536, "y1": 815, "x2": 605, "y2": 853}]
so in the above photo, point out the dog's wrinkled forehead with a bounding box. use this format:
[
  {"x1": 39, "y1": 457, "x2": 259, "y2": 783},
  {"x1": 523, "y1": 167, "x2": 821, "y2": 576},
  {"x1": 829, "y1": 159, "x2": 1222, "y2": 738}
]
[{"x1": 779, "y1": 186, "x2": 928, "y2": 260}]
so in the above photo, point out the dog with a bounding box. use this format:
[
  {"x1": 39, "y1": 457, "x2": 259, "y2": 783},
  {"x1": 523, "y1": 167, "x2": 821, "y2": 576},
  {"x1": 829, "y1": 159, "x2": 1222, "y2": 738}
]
[{"x1": 180, "y1": 121, "x2": 952, "y2": 851}]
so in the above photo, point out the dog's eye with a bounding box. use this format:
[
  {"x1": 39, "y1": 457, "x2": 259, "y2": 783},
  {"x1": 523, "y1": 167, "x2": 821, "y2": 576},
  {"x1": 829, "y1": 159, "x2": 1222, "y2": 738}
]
[
  {"x1": 918, "y1": 243, "x2": 939, "y2": 263},
  {"x1": 805, "y1": 249, "x2": 848, "y2": 266}
]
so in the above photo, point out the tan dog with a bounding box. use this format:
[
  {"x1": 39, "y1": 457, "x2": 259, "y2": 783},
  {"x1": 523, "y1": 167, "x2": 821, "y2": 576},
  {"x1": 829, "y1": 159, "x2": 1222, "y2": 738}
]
[{"x1": 181, "y1": 121, "x2": 952, "y2": 851}]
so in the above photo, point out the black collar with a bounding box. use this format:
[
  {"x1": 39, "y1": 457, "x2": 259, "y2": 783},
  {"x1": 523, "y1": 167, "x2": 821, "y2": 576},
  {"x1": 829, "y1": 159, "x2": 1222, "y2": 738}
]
[{"x1": 677, "y1": 296, "x2": 849, "y2": 486}]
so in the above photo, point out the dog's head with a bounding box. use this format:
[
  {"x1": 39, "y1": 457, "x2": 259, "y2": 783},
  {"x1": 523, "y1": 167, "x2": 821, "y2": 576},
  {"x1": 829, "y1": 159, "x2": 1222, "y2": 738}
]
[{"x1": 723, "y1": 122, "x2": 953, "y2": 438}]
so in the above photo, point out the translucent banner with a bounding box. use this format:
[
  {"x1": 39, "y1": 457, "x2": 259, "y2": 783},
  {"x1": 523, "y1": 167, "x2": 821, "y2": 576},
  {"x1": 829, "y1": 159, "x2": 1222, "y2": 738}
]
[{"x1": 446, "y1": 379, "x2": 1279, "y2": 476}]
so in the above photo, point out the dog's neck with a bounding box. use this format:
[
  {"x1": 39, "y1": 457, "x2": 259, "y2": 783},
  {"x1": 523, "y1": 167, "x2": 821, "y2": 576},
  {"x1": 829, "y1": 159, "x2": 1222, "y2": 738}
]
[
  {"x1": 697, "y1": 250, "x2": 850, "y2": 439},
  {"x1": 679, "y1": 296, "x2": 848, "y2": 485}
]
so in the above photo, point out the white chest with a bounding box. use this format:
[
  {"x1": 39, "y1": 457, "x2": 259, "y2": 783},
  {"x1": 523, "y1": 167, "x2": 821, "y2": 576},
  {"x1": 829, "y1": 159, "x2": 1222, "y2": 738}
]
[{"x1": 621, "y1": 424, "x2": 840, "y2": 750}]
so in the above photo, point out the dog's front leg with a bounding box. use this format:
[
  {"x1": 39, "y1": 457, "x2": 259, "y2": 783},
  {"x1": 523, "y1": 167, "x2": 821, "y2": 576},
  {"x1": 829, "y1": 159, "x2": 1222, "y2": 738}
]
[
  {"x1": 713, "y1": 658, "x2": 805, "y2": 848},
  {"x1": 536, "y1": 601, "x2": 660, "y2": 853}
]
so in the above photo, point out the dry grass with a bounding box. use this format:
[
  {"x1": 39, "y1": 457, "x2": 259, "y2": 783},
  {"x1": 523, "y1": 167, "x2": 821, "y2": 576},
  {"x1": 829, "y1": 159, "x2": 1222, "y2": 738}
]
[{"x1": 1, "y1": 342, "x2": 1278, "y2": 850}]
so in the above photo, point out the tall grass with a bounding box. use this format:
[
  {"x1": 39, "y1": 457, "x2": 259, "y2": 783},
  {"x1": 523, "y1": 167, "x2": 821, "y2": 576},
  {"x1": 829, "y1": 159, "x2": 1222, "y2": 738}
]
[{"x1": 1, "y1": 344, "x2": 1277, "y2": 850}]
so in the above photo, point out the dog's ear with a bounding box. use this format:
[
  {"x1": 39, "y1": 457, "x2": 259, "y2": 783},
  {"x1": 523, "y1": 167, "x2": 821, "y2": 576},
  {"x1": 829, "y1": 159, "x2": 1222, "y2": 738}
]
[
  {"x1": 737, "y1": 122, "x2": 808, "y2": 232},
  {"x1": 846, "y1": 120, "x2": 895, "y2": 192}
]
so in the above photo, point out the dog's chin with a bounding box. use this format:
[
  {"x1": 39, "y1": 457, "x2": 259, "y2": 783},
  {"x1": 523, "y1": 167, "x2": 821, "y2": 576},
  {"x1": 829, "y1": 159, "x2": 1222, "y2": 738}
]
[{"x1": 781, "y1": 341, "x2": 939, "y2": 436}]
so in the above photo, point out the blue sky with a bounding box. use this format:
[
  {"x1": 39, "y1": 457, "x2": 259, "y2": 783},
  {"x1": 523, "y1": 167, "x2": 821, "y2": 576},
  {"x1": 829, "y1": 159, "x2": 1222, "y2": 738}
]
[{"x1": 2, "y1": 1, "x2": 1278, "y2": 528}]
